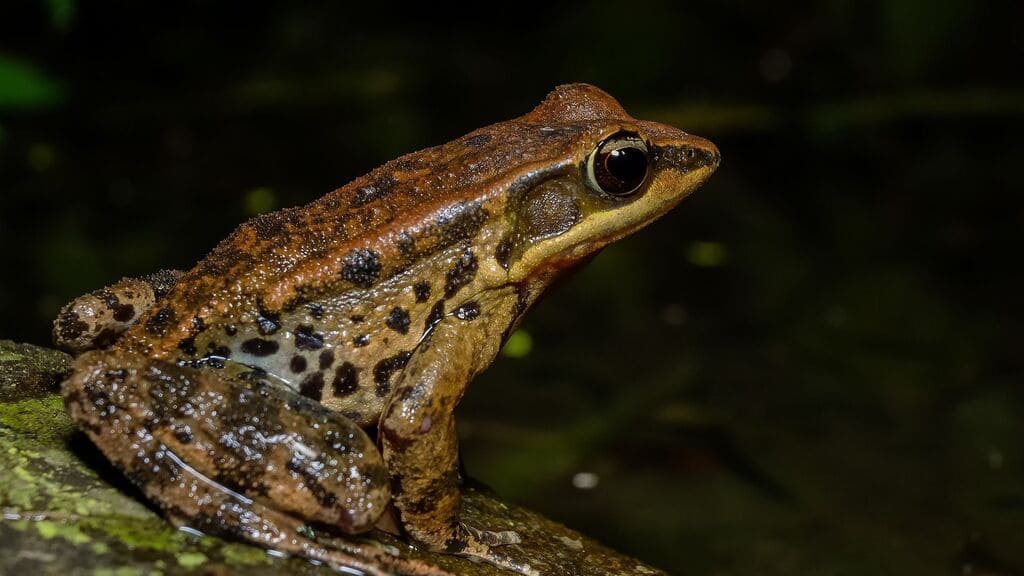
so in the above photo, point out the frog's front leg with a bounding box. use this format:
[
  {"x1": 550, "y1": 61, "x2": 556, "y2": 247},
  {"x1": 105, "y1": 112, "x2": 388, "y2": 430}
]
[
  {"x1": 61, "y1": 349, "x2": 419, "y2": 574},
  {"x1": 380, "y1": 298, "x2": 535, "y2": 575},
  {"x1": 53, "y1": 269, "x2": 184, "y2": 353}
]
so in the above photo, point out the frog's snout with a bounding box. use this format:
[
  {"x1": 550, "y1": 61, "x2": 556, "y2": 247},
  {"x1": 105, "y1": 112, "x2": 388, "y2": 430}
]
[
  {"x1": 653, "y1": 135, "x2": 721, "y2": 175},
  {"x1": 685, "y1": 136, "x2": 721, "y2": 171},
  {"x1": 703, "y1": 143, "x2": 722, "y2": 170}
]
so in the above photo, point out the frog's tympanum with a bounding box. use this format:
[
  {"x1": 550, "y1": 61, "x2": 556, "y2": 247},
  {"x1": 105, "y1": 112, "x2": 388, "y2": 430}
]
[{"x1": 54, "y1": 84, "x2": 719, "y2": 575}]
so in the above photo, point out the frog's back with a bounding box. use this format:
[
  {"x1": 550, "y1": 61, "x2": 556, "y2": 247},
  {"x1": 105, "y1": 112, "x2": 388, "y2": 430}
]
[{"x1": 125, "y1": 85, "x2": 635, "y2": 353}]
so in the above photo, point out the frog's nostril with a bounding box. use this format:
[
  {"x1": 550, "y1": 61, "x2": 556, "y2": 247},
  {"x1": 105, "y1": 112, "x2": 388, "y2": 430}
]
[
  {"x1": 707, "y1": 148, "x2": 722, "y2": 168},
  {"x1": 694, "y1": 144, "x2": 721, "y2": 169}
]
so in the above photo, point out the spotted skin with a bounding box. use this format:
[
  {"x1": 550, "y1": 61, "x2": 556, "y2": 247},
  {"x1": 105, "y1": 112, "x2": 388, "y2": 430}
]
[
  {"x1": 54, "y1": 269, "x2": 184, "y2": 353},
  {"x1": 57, "y1": 84, "x2": 720, "y2": 575}
]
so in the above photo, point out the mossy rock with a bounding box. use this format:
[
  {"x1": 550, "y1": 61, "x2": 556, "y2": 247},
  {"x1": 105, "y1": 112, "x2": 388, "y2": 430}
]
[{"x1": 0, "y1": 339, "x2": 662, "y2": 576}]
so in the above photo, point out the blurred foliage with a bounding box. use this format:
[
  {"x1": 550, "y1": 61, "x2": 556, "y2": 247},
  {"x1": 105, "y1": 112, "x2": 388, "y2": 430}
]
[
  {"x1": 1, "y1": 0, "x2": 1022, "y2": 574},
  {"x1": 0, "y1": 54, "x2": 63, "y2": 109},
  {"x1": 501, "y1": 329, "x2": 534, "y2": 359},
  {"x1": 45, "y1": 0, "x2": 75, "y2": 31},
  {"x1": 242, "y1": 186, "x2": 276, "y2": 215}
]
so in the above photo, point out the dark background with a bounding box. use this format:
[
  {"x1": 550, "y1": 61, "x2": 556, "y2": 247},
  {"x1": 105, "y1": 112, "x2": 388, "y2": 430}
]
[{"x1": 2, "y1": 1, "x2": 1023, "y2": 574}]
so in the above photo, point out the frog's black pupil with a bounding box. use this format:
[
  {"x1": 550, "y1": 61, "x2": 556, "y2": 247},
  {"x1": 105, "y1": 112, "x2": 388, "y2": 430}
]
[
  {"x1": 607, "y1": 148, "x2": 646, "y2": 183},
  {"x1": 596, "y1": 146, "x2": 648, "y2": 195}
]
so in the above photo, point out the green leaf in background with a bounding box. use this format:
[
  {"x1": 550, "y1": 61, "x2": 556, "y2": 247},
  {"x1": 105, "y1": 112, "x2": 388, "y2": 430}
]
[{"x1": 0, "y1": 54, "x2": 65, "y2": 110}]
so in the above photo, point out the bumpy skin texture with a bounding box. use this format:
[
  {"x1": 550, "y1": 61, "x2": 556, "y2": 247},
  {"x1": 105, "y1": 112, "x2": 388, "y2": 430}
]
[
  {"x1": 54, "y1": 270, "x2": 183, "y2": 353},
  {"x1": 58, "y1": 84, "x2": 719, "y2": 574}
]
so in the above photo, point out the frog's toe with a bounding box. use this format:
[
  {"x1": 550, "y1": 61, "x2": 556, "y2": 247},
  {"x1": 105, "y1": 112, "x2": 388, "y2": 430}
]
[
  {"x1": 464, "y1": 525, "x2": 521, "y2": 546},
  {"x1": 167, "y1": 498, "x2": 451, "y2": 576},
  {"x1": 447, "y1": 525, "x2": 537, "y2": 576},
  {"x1": 466, "y1": 546, "x2": 538, "y2": 576}
]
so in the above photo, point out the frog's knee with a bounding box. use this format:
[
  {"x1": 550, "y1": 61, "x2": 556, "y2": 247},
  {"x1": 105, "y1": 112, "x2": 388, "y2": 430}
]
[
  {"x1": 53, "y1": 283, "x2": 154, "y2": 353},
  {"x1": 53, "y1": 270, "x2": 182, "y2": 353}
]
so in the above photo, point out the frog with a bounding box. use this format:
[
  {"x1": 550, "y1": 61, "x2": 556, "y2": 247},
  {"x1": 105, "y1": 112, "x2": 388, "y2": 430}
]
[{"x1": 54, "y1": 83, "x2": 719, "y2": 575}]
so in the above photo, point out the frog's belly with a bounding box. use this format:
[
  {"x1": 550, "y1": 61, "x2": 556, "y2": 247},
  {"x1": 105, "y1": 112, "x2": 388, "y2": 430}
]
[{"x1": 198, "y1": 298, "x2": 433, "y2": 428}]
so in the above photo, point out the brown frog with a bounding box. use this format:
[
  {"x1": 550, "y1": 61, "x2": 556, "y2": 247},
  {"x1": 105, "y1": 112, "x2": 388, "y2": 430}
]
[{"x1": 54, "y1": 84, "x2": 719, "y2": 575}]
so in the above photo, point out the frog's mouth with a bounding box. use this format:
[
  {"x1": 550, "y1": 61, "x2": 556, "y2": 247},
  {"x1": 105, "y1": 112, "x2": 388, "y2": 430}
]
[{"x1": 507, "y1": 134, "x2": 719, "y2": 283}]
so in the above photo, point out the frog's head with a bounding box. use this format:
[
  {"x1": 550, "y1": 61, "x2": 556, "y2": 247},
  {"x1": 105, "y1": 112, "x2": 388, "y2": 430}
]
[{"x1": 501, "y1": 83, "x2": 720, "y2": 283}]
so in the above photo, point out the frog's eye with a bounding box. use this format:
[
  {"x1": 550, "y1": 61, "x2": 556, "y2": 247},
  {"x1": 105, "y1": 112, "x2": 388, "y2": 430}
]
[{"x1": 583, "y1": 133, "x2": 650, "y2": 197}]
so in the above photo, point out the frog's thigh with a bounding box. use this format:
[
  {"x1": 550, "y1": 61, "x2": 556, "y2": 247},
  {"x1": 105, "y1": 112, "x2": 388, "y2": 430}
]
[
  {"x1": 63, "y1": 349, "x2": 390, "y2": 534},
  {"x1": 379, "y1": 317, "x2": 520, "y2": 555},
  {"x1": 53, "y1": 269, "x2": 184, "y2": 353}
]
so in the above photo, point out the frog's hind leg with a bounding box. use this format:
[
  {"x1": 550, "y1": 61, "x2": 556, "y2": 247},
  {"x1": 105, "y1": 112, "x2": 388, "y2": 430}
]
[
  {"x1": 53, "y1": 269, "x2": 184, "y2": 353},
  {"x1": 62, "y1": 349, "x2": 441, "y2": 575}
]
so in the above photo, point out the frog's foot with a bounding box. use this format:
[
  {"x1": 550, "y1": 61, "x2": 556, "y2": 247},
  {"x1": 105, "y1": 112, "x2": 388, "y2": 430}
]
[
  {"x1": 166, "y1": 499, "x2": 454, "y2": 576},
  {"x1": 446, "y1": 524, "x2": 537, "y2": 576},
  {"x1": 53, "y1": 269, "x2": 183, "y2": 353},
  {"x1": 464, "y1": 525, "x2": 521, "y2": 546}
]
